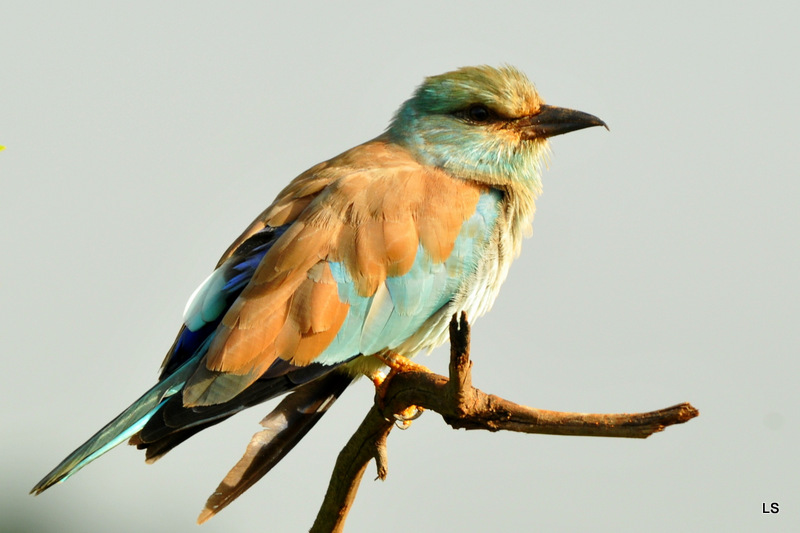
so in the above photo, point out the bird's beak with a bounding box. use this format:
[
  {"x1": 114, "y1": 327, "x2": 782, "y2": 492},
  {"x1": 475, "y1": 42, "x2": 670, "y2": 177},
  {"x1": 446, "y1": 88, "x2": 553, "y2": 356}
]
[{"x1": 518, "y1": 105, "x2": 608, "y2": 140}]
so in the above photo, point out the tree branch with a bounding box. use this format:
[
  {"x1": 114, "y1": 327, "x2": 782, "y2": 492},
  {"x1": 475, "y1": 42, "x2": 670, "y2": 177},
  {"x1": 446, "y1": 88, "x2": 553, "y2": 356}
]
[{"x1": 310, "y1": 312, "x2": 699, "y2": 532}]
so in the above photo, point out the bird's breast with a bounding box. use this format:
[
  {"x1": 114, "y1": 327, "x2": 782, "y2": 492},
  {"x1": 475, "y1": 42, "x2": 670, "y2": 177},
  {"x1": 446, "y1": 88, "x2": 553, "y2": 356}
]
[{"x1": 392, "y1": 187, "x2": 524, "y2": 356}]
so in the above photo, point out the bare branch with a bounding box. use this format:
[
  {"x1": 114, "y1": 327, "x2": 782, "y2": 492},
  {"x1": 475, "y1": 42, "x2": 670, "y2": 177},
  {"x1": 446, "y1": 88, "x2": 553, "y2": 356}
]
[
  {"x1": 447, "y1": 312, "x2": 472, "y2": 413},
  {"x1": 310, "y1": 313, "x2": 699, "y2": 532},
  {"x1": 309, "y1": 407, "x2": 394, "y2": 533}
]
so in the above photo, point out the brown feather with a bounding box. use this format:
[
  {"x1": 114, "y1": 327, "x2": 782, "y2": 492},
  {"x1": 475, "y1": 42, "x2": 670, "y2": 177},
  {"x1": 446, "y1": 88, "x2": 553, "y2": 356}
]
[
  {"x1": 383, "y1": 216, "x2": 419, "y2": 276},
  {"x1": 195, "y1": 372, "x2": 353, "y2": 524},
  {"x1": 185, "y1": 138, "x2": 484, "y2": 405},
  {"x1": 263, "y1": 197, "x2": 312, "y2": 227},
  {"x1": 289, "y1": 310, "x2": 348, "y2": 365},
  {"x1": 353, "y1": 219, "x2": 388, "y2": 296},
  {"x1": 208, "y1": 307, "x2": 285, "y2": 373},
  {"x1": 305, "y1": 263, "x2": 349, "y2": 333}
]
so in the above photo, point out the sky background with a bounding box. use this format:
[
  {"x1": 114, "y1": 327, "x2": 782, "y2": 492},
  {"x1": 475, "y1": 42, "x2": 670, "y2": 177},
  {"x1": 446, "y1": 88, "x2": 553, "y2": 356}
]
[{"x1": 1, "y1": 2, "x2": 797, "y2": 532}]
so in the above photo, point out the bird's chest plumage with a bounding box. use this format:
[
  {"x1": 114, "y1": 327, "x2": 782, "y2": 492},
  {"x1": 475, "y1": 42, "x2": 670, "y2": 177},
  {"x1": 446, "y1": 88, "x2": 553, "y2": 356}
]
[{"x1": 391, "y1": 187, "x2": 525, "y2": 356}]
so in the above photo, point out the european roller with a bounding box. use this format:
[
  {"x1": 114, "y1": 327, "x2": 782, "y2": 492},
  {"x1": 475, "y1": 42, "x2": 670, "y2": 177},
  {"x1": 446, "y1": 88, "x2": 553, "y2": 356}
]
[{"x1": 32, "y1": 65, "x2": 606, "y2": 519}]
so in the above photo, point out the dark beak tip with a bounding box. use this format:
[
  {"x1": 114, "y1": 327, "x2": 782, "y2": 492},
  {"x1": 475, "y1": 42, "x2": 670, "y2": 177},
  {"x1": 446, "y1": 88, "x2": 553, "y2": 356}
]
[
  {"x1": 523, "y1": 105, "x2": 608, "y2": 139},
  {"x1": 584, "y1": 114, "x2": 608, "y2": 132}
]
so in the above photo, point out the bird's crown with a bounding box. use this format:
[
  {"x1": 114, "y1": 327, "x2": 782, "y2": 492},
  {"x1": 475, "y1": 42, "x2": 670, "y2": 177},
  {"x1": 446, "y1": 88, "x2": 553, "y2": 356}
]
[{"x1": 410, "y1": 64, "x2": 543, "y2": 118}]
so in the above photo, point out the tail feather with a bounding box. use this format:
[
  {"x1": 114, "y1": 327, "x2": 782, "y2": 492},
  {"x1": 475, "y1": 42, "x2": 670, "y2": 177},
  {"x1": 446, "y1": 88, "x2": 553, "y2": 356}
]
[
  {"x1": 197, "y1": 370, "x2": 355, "y2": 524},
  {"x1": 30, "y1": 360, "x2": 196, "y2": 495},
  {"x1": 133, "y1": 358, "x2": 358, "y2": 457}
]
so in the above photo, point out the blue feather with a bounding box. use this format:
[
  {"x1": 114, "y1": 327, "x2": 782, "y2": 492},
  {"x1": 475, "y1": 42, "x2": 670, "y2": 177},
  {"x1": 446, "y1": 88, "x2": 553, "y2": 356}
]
[
  {"x1": 32, "y1": 226, "x2": 291, "y2": 492},
  {"x1": 318, "y1": 190, "x2": 502, "y2": 364},
  {"x1": 162, "y1": 225, "x2": 288, "y2": 376}
]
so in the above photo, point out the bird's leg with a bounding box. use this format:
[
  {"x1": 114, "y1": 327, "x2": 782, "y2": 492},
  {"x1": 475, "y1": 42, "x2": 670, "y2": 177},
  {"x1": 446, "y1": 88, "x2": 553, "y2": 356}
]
[
  {"x1": 370, "y1": 369, "x2": 388, "y2": 389},
  {"x1": 369, "y1": 352, "x2": 429, "y2": 429},
  {"x1": 375, "y1": 352, "x2": 432, "y2": 375}
]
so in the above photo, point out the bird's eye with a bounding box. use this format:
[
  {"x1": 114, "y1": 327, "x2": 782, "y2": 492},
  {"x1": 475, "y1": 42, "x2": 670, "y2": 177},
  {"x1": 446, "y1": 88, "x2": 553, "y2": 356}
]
[{"x1": 467, "y1": 104, "x2": 491, "y2": 122}]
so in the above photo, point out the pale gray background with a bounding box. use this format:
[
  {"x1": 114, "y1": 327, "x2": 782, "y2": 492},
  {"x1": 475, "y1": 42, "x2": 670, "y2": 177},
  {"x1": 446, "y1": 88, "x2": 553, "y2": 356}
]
[{"x1": 1, "y1": 2, "x2": 796, "y2": 532}]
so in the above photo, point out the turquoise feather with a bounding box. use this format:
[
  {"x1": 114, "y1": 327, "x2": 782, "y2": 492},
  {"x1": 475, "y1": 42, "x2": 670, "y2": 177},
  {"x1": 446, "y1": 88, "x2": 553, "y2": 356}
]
[{"x1": 318, "y1": 190, "x2": 502, "y2": 364}]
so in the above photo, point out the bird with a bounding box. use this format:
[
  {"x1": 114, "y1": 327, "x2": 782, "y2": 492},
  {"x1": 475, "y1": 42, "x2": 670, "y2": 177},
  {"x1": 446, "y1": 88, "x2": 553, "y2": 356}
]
[{"x1": 31, "y1": 65, "x2": 606, "y2": 522}]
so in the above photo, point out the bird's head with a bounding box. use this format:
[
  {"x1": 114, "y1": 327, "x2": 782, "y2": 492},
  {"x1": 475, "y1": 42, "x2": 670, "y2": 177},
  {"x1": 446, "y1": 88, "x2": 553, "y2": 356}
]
[{"x1": 388, "y1": 65, "x2": 606, "y2": 191}]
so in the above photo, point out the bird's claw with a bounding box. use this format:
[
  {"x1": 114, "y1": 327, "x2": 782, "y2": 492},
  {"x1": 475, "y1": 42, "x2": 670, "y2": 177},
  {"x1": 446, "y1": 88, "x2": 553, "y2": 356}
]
[
  {"x1": 368, "y1": 353, "x2": 429, "y2": 429},
  {"x1": 393, "y1": 405, "x2": 424, "y2": 429}
]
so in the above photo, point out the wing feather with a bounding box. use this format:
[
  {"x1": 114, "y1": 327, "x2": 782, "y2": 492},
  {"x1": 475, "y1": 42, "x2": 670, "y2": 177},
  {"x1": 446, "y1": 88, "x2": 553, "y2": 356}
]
[{"x1": 184, "y1": 139, "x2": 487, "y2": 406}]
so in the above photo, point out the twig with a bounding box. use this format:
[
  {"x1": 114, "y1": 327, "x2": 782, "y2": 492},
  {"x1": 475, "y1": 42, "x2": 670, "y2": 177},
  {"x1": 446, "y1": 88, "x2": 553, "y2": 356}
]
[{"x1": 310, "y1": 312, "x2": 699, "y2": 532}]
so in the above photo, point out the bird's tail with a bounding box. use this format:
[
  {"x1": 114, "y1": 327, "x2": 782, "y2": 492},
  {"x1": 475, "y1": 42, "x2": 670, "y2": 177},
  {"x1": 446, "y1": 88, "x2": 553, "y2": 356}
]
[
  {"x1": 197, "y1": 370, "x2": 355, "y2": 523},
  {"x1": 30, "y1": 360, "x2": 196, "y2": 495}
]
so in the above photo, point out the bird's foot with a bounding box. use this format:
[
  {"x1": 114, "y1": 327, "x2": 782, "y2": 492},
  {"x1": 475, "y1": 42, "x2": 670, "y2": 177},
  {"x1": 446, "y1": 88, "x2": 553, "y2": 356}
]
[
  {"x1": 392, "y1": 405, "x2": 423, "y2": 429},
  {"x1": 371, "y1": 370, "x2": 388, "y2": 388},
  {"x1": 369, "y1": 353, "x2": 429, "y2": 428}
]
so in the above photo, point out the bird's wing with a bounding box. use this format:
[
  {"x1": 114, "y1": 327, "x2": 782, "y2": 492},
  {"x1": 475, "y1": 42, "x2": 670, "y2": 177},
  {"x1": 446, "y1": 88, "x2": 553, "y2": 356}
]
[
  {"x1": 179, "y1": 140, "x2": 495, "y2": 406},
  {"x1": 185, "y1": 145, "x2": 503, "y2": 521},
  {"x1": 31, "y1": 140, "x2": 502, "y2": 497}
]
